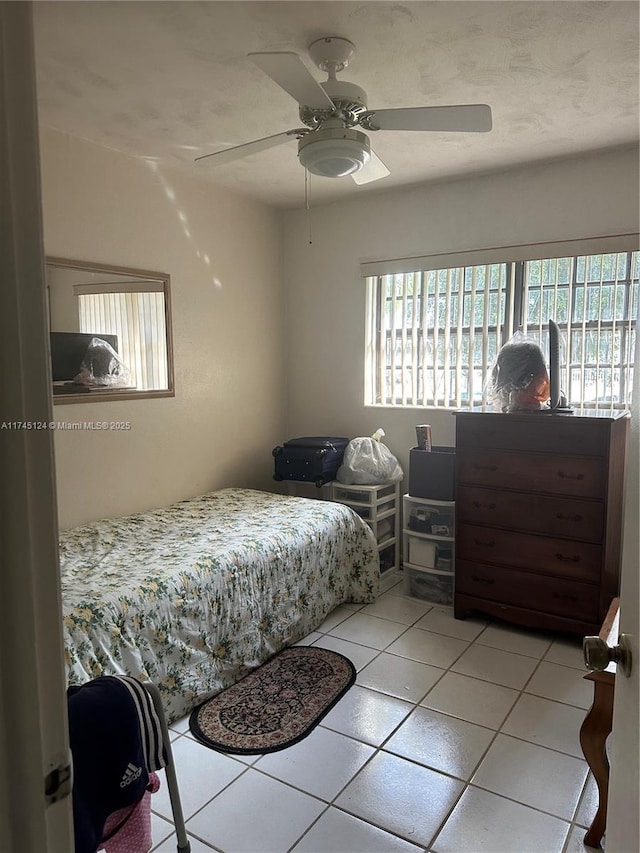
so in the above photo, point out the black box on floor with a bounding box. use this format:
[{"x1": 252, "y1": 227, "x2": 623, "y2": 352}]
[{"x1": 409, "y1": 446, "x2": 456, "y2": 500}]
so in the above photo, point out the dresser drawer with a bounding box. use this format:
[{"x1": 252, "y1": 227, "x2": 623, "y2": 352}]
[
  {"x1": 456, "y1": 486, "x2": 604, "y2": 542},
  {"x1": 457, "y1": 448, "x2": 605, "y2": 498},
  {"x1": 456, "y1": 522, "x2": 602, "y2": 582},
  {"x1": 455, "y1": 413, "x2": 609, "y2": 457},
  {"x1": 456, "y1": 559, "x2": 600, "y2": 620}
]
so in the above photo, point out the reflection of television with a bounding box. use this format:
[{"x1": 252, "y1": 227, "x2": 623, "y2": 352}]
[
  {"x1": 50, "y1": 332, "x2": 118, "y2": 381},
  {"x1": 546, "y1": 319, "x2": 573, "y2": 413}
]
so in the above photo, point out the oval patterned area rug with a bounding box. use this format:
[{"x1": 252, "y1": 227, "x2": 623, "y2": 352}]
[{"x1": 189, "y1": 646, "x2": 356, "y2": 754}]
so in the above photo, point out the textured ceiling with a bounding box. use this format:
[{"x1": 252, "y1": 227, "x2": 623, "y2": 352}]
[{"x1": 33, "y1": 1, "x2": 639, "y2": 209}]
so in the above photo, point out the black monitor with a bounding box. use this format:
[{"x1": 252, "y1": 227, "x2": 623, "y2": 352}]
[
  {"x1": 547, "y1": 319, "x2": 572, "y2": 412},
  {"x1": 50, "y1": 332, "x2": 118, "y2": 382}
]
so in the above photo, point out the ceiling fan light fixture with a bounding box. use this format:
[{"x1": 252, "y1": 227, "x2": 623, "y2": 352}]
[{"x1": 298, "y1": 128, "x2": 370, "y2": 178}]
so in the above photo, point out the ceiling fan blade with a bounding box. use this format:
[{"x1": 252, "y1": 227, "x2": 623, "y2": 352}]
[
  {"x1": 352, "y1": 148, "x2": 390, "y2": 185},
  {"x1": 248, "y1": 51, "x2": 334, "y2": 110},
  {"x1": 362, "y1": 104, "x2": 493, "y2": 132},
  {"x1": 195, "y1": 129, "x2": 305, "y2": 165}
]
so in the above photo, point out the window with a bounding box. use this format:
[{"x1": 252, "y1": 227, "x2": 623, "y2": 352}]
[
  {"x1": 77, "y1": 286, "x2": 169, "y2": 391},
  {"x1": 521, "y1": 253, "x2": 637, "y2": 409},
  {"x1": 365, "y1": 250, "x2": 638, "y2": 410}
]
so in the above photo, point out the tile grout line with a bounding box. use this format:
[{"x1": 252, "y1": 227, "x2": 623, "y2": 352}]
[
  {"x1": 299, "y1": 604, "x2": 476, "y2": 850},
  {"x1": 324, "y1": 604, "x2": 588, "y2": 846},
  {"x1": 317, "y1": 607, "x2": 563, "y2": 849},
  {"x1": 157, "y1": 602, "x2": 589, "y2": 852}
]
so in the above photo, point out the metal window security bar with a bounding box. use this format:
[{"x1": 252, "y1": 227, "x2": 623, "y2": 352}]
[
  {"x1": 366, "y1": 265, "x2": 512, "y2": 408},
  {"x1": 521, "y1": 252, "x2": 638, "y2": 410},
  {"x1": 365, "y1": 249, "x2": 638, "y2": 410}
]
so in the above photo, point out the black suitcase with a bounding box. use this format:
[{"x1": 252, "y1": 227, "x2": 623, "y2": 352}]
[{"x1": 273, "y1": 437, "x2": 350, "y2": 487}]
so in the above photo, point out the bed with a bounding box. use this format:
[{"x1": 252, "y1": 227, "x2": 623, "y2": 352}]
[{"x1": 60, "y1": 487, "x2": 380, "y2": 722}]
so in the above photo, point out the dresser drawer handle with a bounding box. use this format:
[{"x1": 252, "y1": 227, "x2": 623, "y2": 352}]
[
  {"x1": 555, "y1": 553, "x2": 581, "y2": 563},
  {"x1": 471, "y1": 574, "x2": 495, "y2": 585},
  {"x1": 556, "y1": 513, "x2": 583, "y2": 522},
  {"x1": 474, "y1": 538, "x2": 496, "y2": 547},
  {"x1": 552, "y1": 591, "x2": 578, "y2": 602},
  {"x1": 557, "y1": 471, "x2": 585, "y2": 481},
  {"x1": 474, "y1": 464, "x2": 497, "y2": 472},
  {"x1": 472, "y1": 501, "x2": 497, "y2": 510}
]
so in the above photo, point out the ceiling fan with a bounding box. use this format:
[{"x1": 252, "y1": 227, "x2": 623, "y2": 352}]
[{"x1": 196, "y1": 36, "x2": 492, "y2": 185}]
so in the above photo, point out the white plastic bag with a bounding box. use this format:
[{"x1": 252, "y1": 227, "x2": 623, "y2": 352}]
[
  {"x1": 337, "y1": 429, "x2": 404, "y2": 484},
  {"x1": 73, "y1": 337, "x2": 133, "y2": 388}
]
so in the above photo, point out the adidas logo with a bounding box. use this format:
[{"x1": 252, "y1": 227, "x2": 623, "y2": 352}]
[{"x1": 119, "y1": 762, "x2": 143, "y2": 788}]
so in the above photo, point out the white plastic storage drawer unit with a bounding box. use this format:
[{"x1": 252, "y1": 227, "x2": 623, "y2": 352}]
[
  {"x1": 403, "y1": 494, "x2": 455, "y2": 604},
  {"x1": 403, "y1": 567, "x2": 453, "y2": 606},
  {"x1": 331, "y1": 481, "x2": 401, "y2": 591}
]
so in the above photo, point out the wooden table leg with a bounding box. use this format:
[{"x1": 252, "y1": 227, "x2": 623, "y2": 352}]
[{"x1": 579, "y1": 677, "x2": 614, "y2": 848}]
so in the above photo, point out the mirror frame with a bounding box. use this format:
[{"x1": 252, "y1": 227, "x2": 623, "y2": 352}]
[{"x1": 47, "y1": 256, "x2": 175, "y2": 404}]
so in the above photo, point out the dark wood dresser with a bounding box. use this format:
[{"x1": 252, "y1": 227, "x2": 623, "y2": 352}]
[{"x1": 454, "y1": 409, "x2": 629, "y2": 635}]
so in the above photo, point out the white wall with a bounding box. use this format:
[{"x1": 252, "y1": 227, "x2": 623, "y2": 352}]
[
  {"x1": 43, "y1": 138, "x2": 639, "y2": 527},
  {"x1": 40, "y1": 128, "x2": 285, "y2": 529},
  {"x1": 283, "y1": 145, "x2": 640, "y2": 485}
]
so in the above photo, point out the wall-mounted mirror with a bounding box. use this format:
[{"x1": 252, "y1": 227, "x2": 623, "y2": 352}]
[{"x1": 46, "y1": 257, "x2": 174, "y2": 404}]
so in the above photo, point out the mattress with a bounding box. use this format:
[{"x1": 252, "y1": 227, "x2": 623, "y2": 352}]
[{"x1": 60, "y1": 487, "x2": 380, "y2": 721}]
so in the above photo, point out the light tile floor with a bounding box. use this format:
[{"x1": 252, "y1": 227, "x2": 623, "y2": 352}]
[{"x1": 150, "y1": 579, "x2": 606, "y2": 853}]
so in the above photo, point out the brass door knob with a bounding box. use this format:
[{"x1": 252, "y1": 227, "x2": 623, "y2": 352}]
[{"x1": 583, "y1": 634, "x2": 633, "y2": 678}]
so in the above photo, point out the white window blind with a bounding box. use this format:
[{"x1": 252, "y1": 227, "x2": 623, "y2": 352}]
[
  {"x1": 76, "y1": 286, "x2": 168, "y2": 391},
  {"x1": 365, "y1": 243, "x2": 638, "y2": 410},
  {"x1": 360, "y1": 233, "x2": 639, "y2": 278}
]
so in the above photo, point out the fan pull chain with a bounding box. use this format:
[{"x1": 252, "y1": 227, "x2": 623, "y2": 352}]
[{"x1": 305, "y1": 168, "x2": 312, "y2": 244}]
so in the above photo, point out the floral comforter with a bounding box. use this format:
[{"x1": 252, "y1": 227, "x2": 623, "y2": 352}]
[{"x1": 60, "y1": 488, "x2": 380, "y2": 722}]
